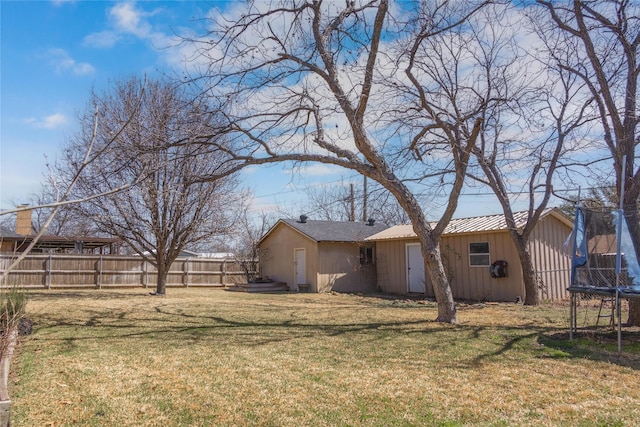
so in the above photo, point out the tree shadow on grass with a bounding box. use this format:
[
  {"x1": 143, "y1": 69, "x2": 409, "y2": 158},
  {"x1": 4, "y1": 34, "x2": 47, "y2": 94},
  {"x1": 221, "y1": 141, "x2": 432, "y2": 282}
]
[
  {"x1": 28, "y1": 303, "x2": 443, "y2": 348},
  {"x1": 25, "y1": 289, "x2": 149, "y2": 301},
  {"x1": 467, "y1": 325, "x2": 640, "y2": 371},
  {"x1": 414, "y1": 317, "x2": 640, "y2": 371},
  {"x1": 24, "y1": 292, "x2": 640, "y2": 371},
  {"x1": 33, "y1": 303, "x2": 547, "y2": 369},
  {"x1": 537, "y1": 328, "x2": 640, "y2": 369}
]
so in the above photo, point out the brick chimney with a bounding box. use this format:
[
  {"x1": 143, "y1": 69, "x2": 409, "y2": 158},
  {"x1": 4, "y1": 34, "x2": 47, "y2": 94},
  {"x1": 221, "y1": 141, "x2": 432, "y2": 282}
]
[{"x1": 15, "y1": 205, "x2": 33, "y2": 235}]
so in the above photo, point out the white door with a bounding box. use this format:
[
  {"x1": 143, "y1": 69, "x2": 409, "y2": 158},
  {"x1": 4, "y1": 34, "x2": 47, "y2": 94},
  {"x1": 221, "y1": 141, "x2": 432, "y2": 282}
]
[
  {"x1": 406, "y1": 243, "x2": 425, "y2": 293},
  {"x1": 294, "y1": 248, "x2": 306, "y2": 291}
]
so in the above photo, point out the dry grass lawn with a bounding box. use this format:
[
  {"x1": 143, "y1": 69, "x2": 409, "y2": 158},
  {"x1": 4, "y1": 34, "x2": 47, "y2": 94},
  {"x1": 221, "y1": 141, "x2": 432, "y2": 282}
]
[{"x1": 9, "y1": 289, "x2": 640, "y2": 426}]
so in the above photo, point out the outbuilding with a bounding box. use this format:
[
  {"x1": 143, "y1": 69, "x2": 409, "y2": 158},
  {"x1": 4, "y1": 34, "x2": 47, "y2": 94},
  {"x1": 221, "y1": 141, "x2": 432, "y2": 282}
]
[
  {"x1": 365, "y1": 208, "x2": 573, "y2": 302},
  {"x1": 258, "y1": 216, "x2": 388, "y2": 293}
]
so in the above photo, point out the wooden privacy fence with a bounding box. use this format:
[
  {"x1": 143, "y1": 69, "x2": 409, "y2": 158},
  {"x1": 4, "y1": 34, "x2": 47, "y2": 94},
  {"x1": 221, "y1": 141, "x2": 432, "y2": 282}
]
[{"x1": 0, "y1": 254, "x2": 253, "y2": 289}]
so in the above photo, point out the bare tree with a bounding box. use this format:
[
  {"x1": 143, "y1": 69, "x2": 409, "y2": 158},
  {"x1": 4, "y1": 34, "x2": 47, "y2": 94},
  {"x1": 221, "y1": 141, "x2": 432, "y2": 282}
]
[
  {"x1": 305, "y1": 181, "x2": 355, "y2": 221},
  {"x1": 184, "y1": 0, "x2": 492, "y2": 323},
  {"x1": 558, "y1": 185, "x2": 619, "y2": 234},
  {"x1": 304, "y1": 178, "x2": 409, "y2": 225},
  {"x1": 231, "y1": 210, "x2": 277, "y2": 282},
  {"x1": 534, "y1": 0, "x2": 640, "y2": 321},
  {"x1": 59, "y1": 76, "x2": 244, "y2": 295},
  {"x1": 1, "y1": 100, "x2": 146, "y2": 284},
  {"x1": 432, "y1": 3, "x2": 594, "y2": 305},
  {"x1": 27, "y1": 176, "x2": 97, "y2": 237}
]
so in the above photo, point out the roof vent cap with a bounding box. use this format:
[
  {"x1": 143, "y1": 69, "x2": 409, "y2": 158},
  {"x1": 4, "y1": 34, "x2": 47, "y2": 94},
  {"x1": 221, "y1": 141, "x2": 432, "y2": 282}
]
[
  {"x1": 367, "y1": 218, "x2": 375, "y2": 226},
  {"x1": 299, "y1": 215, "x2": 308, "y2": 223}
]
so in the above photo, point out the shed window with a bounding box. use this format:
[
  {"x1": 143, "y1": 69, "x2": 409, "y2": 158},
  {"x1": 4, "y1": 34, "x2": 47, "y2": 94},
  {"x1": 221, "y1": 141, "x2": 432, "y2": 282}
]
[
  {"x1": 360, "y1": 246, "x2": 374, "y2": 265},
  {"x1": 469, "y1": 242, "x2": 490, "y2": 266}
]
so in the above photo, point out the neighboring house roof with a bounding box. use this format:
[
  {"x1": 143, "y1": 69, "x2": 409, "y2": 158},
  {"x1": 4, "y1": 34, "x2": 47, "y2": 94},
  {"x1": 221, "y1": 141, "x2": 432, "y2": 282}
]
[
  {"x1": 1, "y1": 207, "x2": 120, "y2": 253},
  {"x1": 260, "y1": 218, "x2": 389, "y2": 244},
  {"x1": 140, "y1": 249, "x2": 235, "y2": 258},
  {"x1": 0, "y1": 227, "x2": 23, "y2": 239},
  {"x1": 0, "y1": 228, "x2": 119, "y2": 253},
  {"x1": 365, "y1": 208, "x2": 572, "y2": 241},
  {"x1": 140, "y1": 249, "x2": 203, "y2": 258},
  {"x1": 198, "y1": 252, "x2": 236, "y2": 259}
]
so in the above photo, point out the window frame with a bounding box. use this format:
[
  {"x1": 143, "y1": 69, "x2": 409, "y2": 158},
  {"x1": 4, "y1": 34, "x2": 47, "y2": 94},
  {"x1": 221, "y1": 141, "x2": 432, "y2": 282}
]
[
  {"x1": 359, "y1": 245, "x2": 374, "y2": 265},
  {"x1": 469, "y1": 241, "x2": 490, "y2": 267}
]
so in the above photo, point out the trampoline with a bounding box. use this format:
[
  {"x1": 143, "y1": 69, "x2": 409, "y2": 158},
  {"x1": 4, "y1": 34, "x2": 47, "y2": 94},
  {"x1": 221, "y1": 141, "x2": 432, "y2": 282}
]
[{"x1": 568, "y1": 203, "x2": 640, "y2": 352}]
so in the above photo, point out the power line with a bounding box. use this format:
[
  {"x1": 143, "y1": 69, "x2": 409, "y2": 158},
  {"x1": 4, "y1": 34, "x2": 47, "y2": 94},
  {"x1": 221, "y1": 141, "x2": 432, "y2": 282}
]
[{"x1": 252, "y1": 181, "x2": 616, "y2": 201}]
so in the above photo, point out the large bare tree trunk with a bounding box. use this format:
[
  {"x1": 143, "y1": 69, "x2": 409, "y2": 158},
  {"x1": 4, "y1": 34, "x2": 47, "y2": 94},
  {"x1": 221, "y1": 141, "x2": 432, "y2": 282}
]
[
  {"x1": 410, "y1": 213, "x2": 457, "y2": 323},
  {"x1": 187, "y1": 0, "x2": 500, "y2": 324},
  {"x1": 514, "y1": 242, "x2": 539, "y2": 306},
  {"x1": 628, "y1": 301, "x2": 640, "y2": 326},
  {"x1": 423, "y1": 245, "x2": 457, "y2": 323},
  {"x1": 155, "y1": 263, "x2": 168, "y2": 296}
]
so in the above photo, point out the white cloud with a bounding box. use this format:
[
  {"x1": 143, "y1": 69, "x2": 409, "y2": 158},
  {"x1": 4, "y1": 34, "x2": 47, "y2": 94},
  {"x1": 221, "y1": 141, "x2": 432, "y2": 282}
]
[
  {"x1": 109, "y1": 2, "x2": 151, "y2": 38},
  {"x1": 77, "y1": 2, "x2": 226, "y2": 75},
  {"x1": 72, "y1": 62, "x2": 95, "y2": 75},
  {"x1": 83, "y1": 1, "x2": 185, "y2": 61},
  {"x1": 50, "y1": 0, "x2": 76, "y2": 6},
  {"x1": 47, "y1": 48, "x2": 95, "y2": 76},
  {"x1": 83, "y1": 30, "x2": 121, "y2": 48},
  {"x1": 42, "y1": 113, "x2": 69, "y2": 129},
  {"x1": 23, "y1": 113, "x2": 69, "y2": 129}
]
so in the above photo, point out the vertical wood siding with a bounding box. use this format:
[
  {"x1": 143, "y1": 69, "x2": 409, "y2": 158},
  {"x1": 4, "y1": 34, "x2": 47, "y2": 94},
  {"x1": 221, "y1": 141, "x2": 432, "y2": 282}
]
[
  {"x1": 375, "y1": 215, "x2": 571, "y2": 301},
  {"x1": 527, "y1": 215, "x2": 572, "y2": 301},
  {"x1": 260, "y1": 225, "x2": 377, "y2": 293},
  {"x1": 317, "y1": 242, "x2": 376, "y2": 293},
  {"x1": 259, "y1": 224, "x2": 318, "y2": 291},
  {"x1": 375, "y1": 239, "x2": 412, "y2": 295},
  {"x1": 439, "y1": 232, "x2": 524, "y2": 302}
]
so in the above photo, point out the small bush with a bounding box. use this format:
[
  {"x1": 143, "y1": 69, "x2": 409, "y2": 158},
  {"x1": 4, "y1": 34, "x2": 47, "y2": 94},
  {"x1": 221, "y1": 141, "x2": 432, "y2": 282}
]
[{"x1": 0, "y1": 286, "x2": 28, "y2": 356}]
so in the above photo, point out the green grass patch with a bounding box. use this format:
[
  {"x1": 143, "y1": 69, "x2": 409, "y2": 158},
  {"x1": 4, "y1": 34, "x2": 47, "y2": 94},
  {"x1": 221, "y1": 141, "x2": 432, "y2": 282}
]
[{"x1": 9, "y1": 289, "x2": 640, "y2": 426}]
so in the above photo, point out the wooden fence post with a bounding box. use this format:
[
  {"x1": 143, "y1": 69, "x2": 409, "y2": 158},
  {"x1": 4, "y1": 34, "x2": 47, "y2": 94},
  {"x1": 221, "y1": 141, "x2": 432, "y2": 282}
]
[
  {"x1": 222, "y1": 260, "x2": 227, "y2": 287},
  {"x1": 142, "y1": 260, "x2": 148, "y2": 288},
  {"x1": 46, "y1": 254, "x2": 52, "y2": 290},
  {"x1": 97, "y1": 256, "x2": 103, "y2": 290},
  {"x1": 184, "y1": 259, "x2": 189, "y2": 288}
]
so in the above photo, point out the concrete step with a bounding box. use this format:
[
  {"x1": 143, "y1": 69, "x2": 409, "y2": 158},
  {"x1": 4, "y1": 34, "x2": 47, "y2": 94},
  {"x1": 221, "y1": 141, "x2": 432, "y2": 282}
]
[{"x1": 226, "y1": 281, "x2": 289, "y2": 293}]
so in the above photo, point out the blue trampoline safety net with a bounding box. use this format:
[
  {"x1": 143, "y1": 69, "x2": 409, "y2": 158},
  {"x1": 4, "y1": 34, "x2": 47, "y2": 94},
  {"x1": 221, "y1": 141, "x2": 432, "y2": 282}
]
[{"x1": 570, "y1": 206, "x2": 640, "y2": 291}]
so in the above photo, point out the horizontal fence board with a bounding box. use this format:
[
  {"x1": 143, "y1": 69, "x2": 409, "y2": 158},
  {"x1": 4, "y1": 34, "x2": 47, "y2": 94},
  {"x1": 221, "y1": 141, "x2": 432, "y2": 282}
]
[{"x1": 0, "y1": 254, "x2": 255, "y2": 290}]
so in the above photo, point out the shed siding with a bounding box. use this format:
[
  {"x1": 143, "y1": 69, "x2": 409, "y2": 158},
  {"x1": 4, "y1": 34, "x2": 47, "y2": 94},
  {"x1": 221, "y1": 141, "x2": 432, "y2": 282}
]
[
  {"x1": 376, "y1": 232, "x2": 524, "y2": 302},
  {"x1": 316, "y1": 242, "x2": 376, "y2": 293},
  {"x1": 374, "y1": 215, "x2": 571, "y2": 302},
  {"x1": 259, "y1": 223, "x2": 318, "y2": 291},
  {"x1": 441, "y1": 232, "x2": 523, "y2": 302},
  {"x1": 527, "y1": 215, "x2": 572, "y2": 301},
  {"x1": 375, "y1": 239, "x2": 411, "y2": 295}
]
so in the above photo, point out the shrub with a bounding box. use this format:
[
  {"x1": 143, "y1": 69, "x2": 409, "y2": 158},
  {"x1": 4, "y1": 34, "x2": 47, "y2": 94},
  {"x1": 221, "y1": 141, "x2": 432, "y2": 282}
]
[{"x1": 0, "y1": 286, "x2": 28, "y2": 357}]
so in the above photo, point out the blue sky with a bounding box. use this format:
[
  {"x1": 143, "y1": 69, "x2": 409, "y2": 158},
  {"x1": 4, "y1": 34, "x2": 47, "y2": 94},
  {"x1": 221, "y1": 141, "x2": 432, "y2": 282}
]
[
  {"x1": 1, "y1": 0, "x2": 515, "y2": 222},
  {"x1": 2, "y1": 0, "x2": 196, "y2": 207},
  {"x1": 0, "y1": 0, "x2": 344, "y2": 217}
]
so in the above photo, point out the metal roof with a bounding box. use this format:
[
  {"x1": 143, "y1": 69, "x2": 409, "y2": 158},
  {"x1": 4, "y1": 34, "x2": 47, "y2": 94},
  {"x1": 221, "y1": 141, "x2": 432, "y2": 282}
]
[
  {"x1": 364, "y1": 224, "x2": 416, "y2": 241},
  {"x1": 263, "y1": 218, "x2": 389, "y2": 243},
  {"x1": 365, "y1": 208, "x2": 570, "y2": 241},
  {"x1": 0, "y1": 228, "x2": 119, "y2": 253}
]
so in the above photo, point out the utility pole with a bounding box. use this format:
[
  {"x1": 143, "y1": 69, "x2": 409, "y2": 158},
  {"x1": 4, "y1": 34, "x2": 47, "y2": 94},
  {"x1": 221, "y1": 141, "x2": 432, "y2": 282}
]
[
  {"x1": 362, "y1": 176, "x2": 368, "y2": 222},
  {"x1": 349, "y1": 183, "x2": 355, "y2": 222}
]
